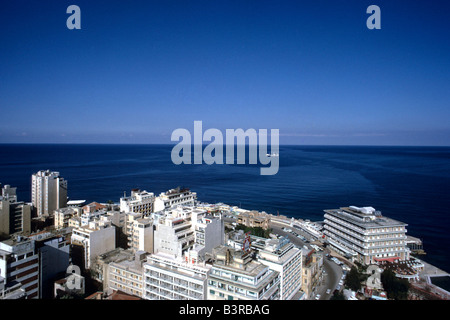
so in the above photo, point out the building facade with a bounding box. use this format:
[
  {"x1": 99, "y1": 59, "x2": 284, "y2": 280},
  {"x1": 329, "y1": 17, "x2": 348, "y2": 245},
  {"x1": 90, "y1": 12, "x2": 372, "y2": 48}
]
[
  {"x1": 0, "y1": 191, "x2": 31, "y2": 238},
  {"x1": 257, "y1": 236, "x2": 303, "y2": 300},
  {"x1": 31, "y1": 170, "x2": 67, "y2": 217},
  {"x1": 207, "y1": 246, "x2": 280, "y2": 300},
  {"x1": 323, "y1": 206, "x2": 409, "y2": 265},
  {"x1": 143, "y1": 251, "x2": 211, "y2": 300},
  {"x1": 153, "y1": 187, "x2": 197, "y2": 212},
  {"x1": 0, "y1": 237, "x2": 39, "y2": 298},
  {"x1": 71, "y1": 219, "x2": 116, "y2": 269}
]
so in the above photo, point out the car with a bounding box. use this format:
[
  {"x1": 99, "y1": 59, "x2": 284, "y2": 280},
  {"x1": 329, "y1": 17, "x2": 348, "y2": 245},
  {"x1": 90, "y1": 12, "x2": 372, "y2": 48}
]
[
  {"x1": 315, "y1": 294, "x2": 321, "y2": 300},
  {"x1": 326, "y1": 289, "x2": 331, "y2": 295}
]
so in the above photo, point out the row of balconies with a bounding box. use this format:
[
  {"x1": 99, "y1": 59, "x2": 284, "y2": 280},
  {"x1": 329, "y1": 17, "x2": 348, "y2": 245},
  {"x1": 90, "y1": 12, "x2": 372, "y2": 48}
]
[
  {"x1": 324, "y1": 214, "x2": 406, "y2": 236},
  {"x1": 324, "y1": 222, "x2": 407, "y2": 243}
]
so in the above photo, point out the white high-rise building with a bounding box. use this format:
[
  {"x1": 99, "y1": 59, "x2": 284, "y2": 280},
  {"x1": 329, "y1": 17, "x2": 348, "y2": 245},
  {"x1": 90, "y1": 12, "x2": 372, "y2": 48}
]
[
  {"x1": 256, "y1": 236, "x2": 303, "y2": 300},
  {"x1": 31, "y1": 170, "x2": 67, "y2": 216}
]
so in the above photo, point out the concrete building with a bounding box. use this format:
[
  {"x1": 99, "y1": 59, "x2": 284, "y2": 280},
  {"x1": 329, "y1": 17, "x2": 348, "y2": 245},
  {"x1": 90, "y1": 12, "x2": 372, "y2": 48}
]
[
  {"x1": 107, "y1": 251, "x2": 146, "y2": 298},
  {"x1": 256, "y1": 236, "x2": 303, "y2": 300},
  {"x1": 207, "y1": 246, "x2": 280, "y2": 300},
  {"x1": 193, "y1": 214, "x2": 225, "y2": 260},
  {"x1": 0, "y1": 275, "x2": 27, "y2": 299},
  {"x1": 71, "y1": 218, "x2": 116, "y2": 269},
  {"x1": 153, "y1": 206, "x2": 221, "y2": 259},
  {"x1": 0, "y1": 236, "x2": 39, "y2": 298},
  {"x1": 143, "y1": 251, "x2": 211, "y2": 300},
  {"x1": 120, "y1": 189, "x2": 155, "y2": 215},
  {"x1": 323, "y1": 206, "x2": 410, "y2": 265},
  {"x1": 30, "y1": 231, "x2": 71, "y2": 299},
  {"x1": 236, "y1": 210, "x2": 271, "y2": 230},
  {"x1": 54, "y1": 207, "x2": 81, "y2": 230},
  {"x1": 91, "y1": 248, "x2": 134, "y2": 285},
  {"x1": 31, "y1": 170, "x2": 67, "y2": 217},
  {"x1": 0, "y1": 185, "x2": 31, "y2": 238},
  {"x1": 301, "y1": 247, "x2": 323, "y2": 299},
  {"x1": 153, "y1": 187, "x2": 197, "y2": 212},
  {"x1": 131, "y1": 217, "x2": 154, "y2": 253}
]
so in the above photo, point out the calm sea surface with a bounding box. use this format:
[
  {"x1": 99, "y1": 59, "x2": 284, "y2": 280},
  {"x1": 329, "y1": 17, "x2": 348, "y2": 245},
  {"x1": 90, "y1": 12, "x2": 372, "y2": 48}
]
[{"x1": 1, "y1": 144, "x2": 449, "y2": 271}]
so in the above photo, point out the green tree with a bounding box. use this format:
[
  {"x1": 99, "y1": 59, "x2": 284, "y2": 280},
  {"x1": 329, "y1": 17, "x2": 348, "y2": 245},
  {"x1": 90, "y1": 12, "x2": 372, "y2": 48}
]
[
  {"x1": 345, "y1": 266, "x2": 363, "y2": 291},
  {"x1": 380, "y1": 269, "x2": 410, "y2": 300}
]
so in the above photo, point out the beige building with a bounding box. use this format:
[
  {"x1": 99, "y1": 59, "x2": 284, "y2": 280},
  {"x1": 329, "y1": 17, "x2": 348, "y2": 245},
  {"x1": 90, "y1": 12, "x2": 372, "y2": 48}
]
[
  {"x1": 301, "y1": 247, "x2": 323, "y2": 299},
  {"x1": 107, "y1": 251, "x2": 146, "y2": 298},
  {"x1": 54, "y1": 207, "x2": 81, "y2": 229},
  {"x1": 237, "y1": 210, "x2": 271, "y2": 230}
]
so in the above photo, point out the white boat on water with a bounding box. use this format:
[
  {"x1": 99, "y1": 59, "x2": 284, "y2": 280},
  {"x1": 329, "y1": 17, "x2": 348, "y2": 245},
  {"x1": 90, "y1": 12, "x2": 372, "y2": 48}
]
[{"x1": 266, "y1": 153, "x2": 279, "y2": 157}]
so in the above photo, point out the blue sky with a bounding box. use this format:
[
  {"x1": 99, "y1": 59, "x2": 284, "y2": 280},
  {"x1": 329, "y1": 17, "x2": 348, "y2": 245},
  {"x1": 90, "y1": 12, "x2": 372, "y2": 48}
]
[{"x1": 1, "y1": 0, "x2": 449, "y2": 145}]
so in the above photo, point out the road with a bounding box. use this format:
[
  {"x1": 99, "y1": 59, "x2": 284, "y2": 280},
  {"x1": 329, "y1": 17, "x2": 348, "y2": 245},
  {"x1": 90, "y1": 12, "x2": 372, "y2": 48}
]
[{"x1": 270, "y1": 222, "x2": 343, "y2": 300}]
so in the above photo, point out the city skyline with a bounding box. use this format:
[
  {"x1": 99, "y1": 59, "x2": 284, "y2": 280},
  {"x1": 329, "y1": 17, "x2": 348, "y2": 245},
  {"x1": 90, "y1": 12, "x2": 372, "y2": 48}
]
[{"x1": 1, "y1": 0, "x2": 449, "y2": 146}]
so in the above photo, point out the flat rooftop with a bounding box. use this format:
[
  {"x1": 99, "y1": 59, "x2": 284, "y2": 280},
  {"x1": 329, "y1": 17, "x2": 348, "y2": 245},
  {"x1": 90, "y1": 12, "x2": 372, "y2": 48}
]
[{"x1": 324, "y1": 207, "x2": 407, "y2": 228}]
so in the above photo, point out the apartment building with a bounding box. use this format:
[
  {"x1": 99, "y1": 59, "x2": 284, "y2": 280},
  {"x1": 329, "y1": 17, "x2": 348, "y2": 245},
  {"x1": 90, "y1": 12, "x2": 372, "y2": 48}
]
[
  {"x1": 0, "y1": 185, "x2": 31, "y2": 237},
  {"x1": 143, "y1": 251, "x2": 211, "y2": 300},
  {"x1": 207, "y1": 246, "x2": 280, "y2": 300},
  {"x1": 54, "y1": 207, "x2": 81, "y2": 230},
  {"x1": 71, "y1": 218, "x2": 116, "y2": 269},
  {"x1": 31, "y1": 170, "x2": 67, "y2": 216},
  {"x1": 120, "y1": 189, "x2": 155, "y2": 215},
  {"x1": 30, "y1": 231, "x2": 71, "y2": 299},
  {"x1": 256, "y1": 236, "x2": 303, "y2": 300},
  {"x1": 153, "y1": 187, "x2": 197, "y2": 212},
  {"x1": 301, "y1": 247, "x2": 323, "y2": 299},
  {"x1": 0, "y1": 236, "x2": 39, "y2": 298},
  {"x1": 107, "y1": 251, "x2": 146, "y2": 298},
  {"x1": 323, "y1": 206, "x2": 409, "y2": 264}
]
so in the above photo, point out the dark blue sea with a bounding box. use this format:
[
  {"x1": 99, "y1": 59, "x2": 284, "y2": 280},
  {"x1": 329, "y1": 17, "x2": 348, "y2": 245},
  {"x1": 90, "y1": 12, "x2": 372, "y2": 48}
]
[{"x1": 1, "y1": 144, "x2": 449, "y2": 272}]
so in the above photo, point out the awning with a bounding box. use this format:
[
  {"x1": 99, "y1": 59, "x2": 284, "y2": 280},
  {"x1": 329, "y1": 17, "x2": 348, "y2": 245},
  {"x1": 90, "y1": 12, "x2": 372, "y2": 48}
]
[{"x1": 374, "y1": 257, "x2": 400, "y2": 263}]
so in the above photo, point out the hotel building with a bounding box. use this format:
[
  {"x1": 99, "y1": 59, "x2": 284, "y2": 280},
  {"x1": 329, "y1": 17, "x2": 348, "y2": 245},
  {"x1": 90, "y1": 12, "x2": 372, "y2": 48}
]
[{"x1": 323, "y1": 206, "x2": 409, "y2": 265}]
